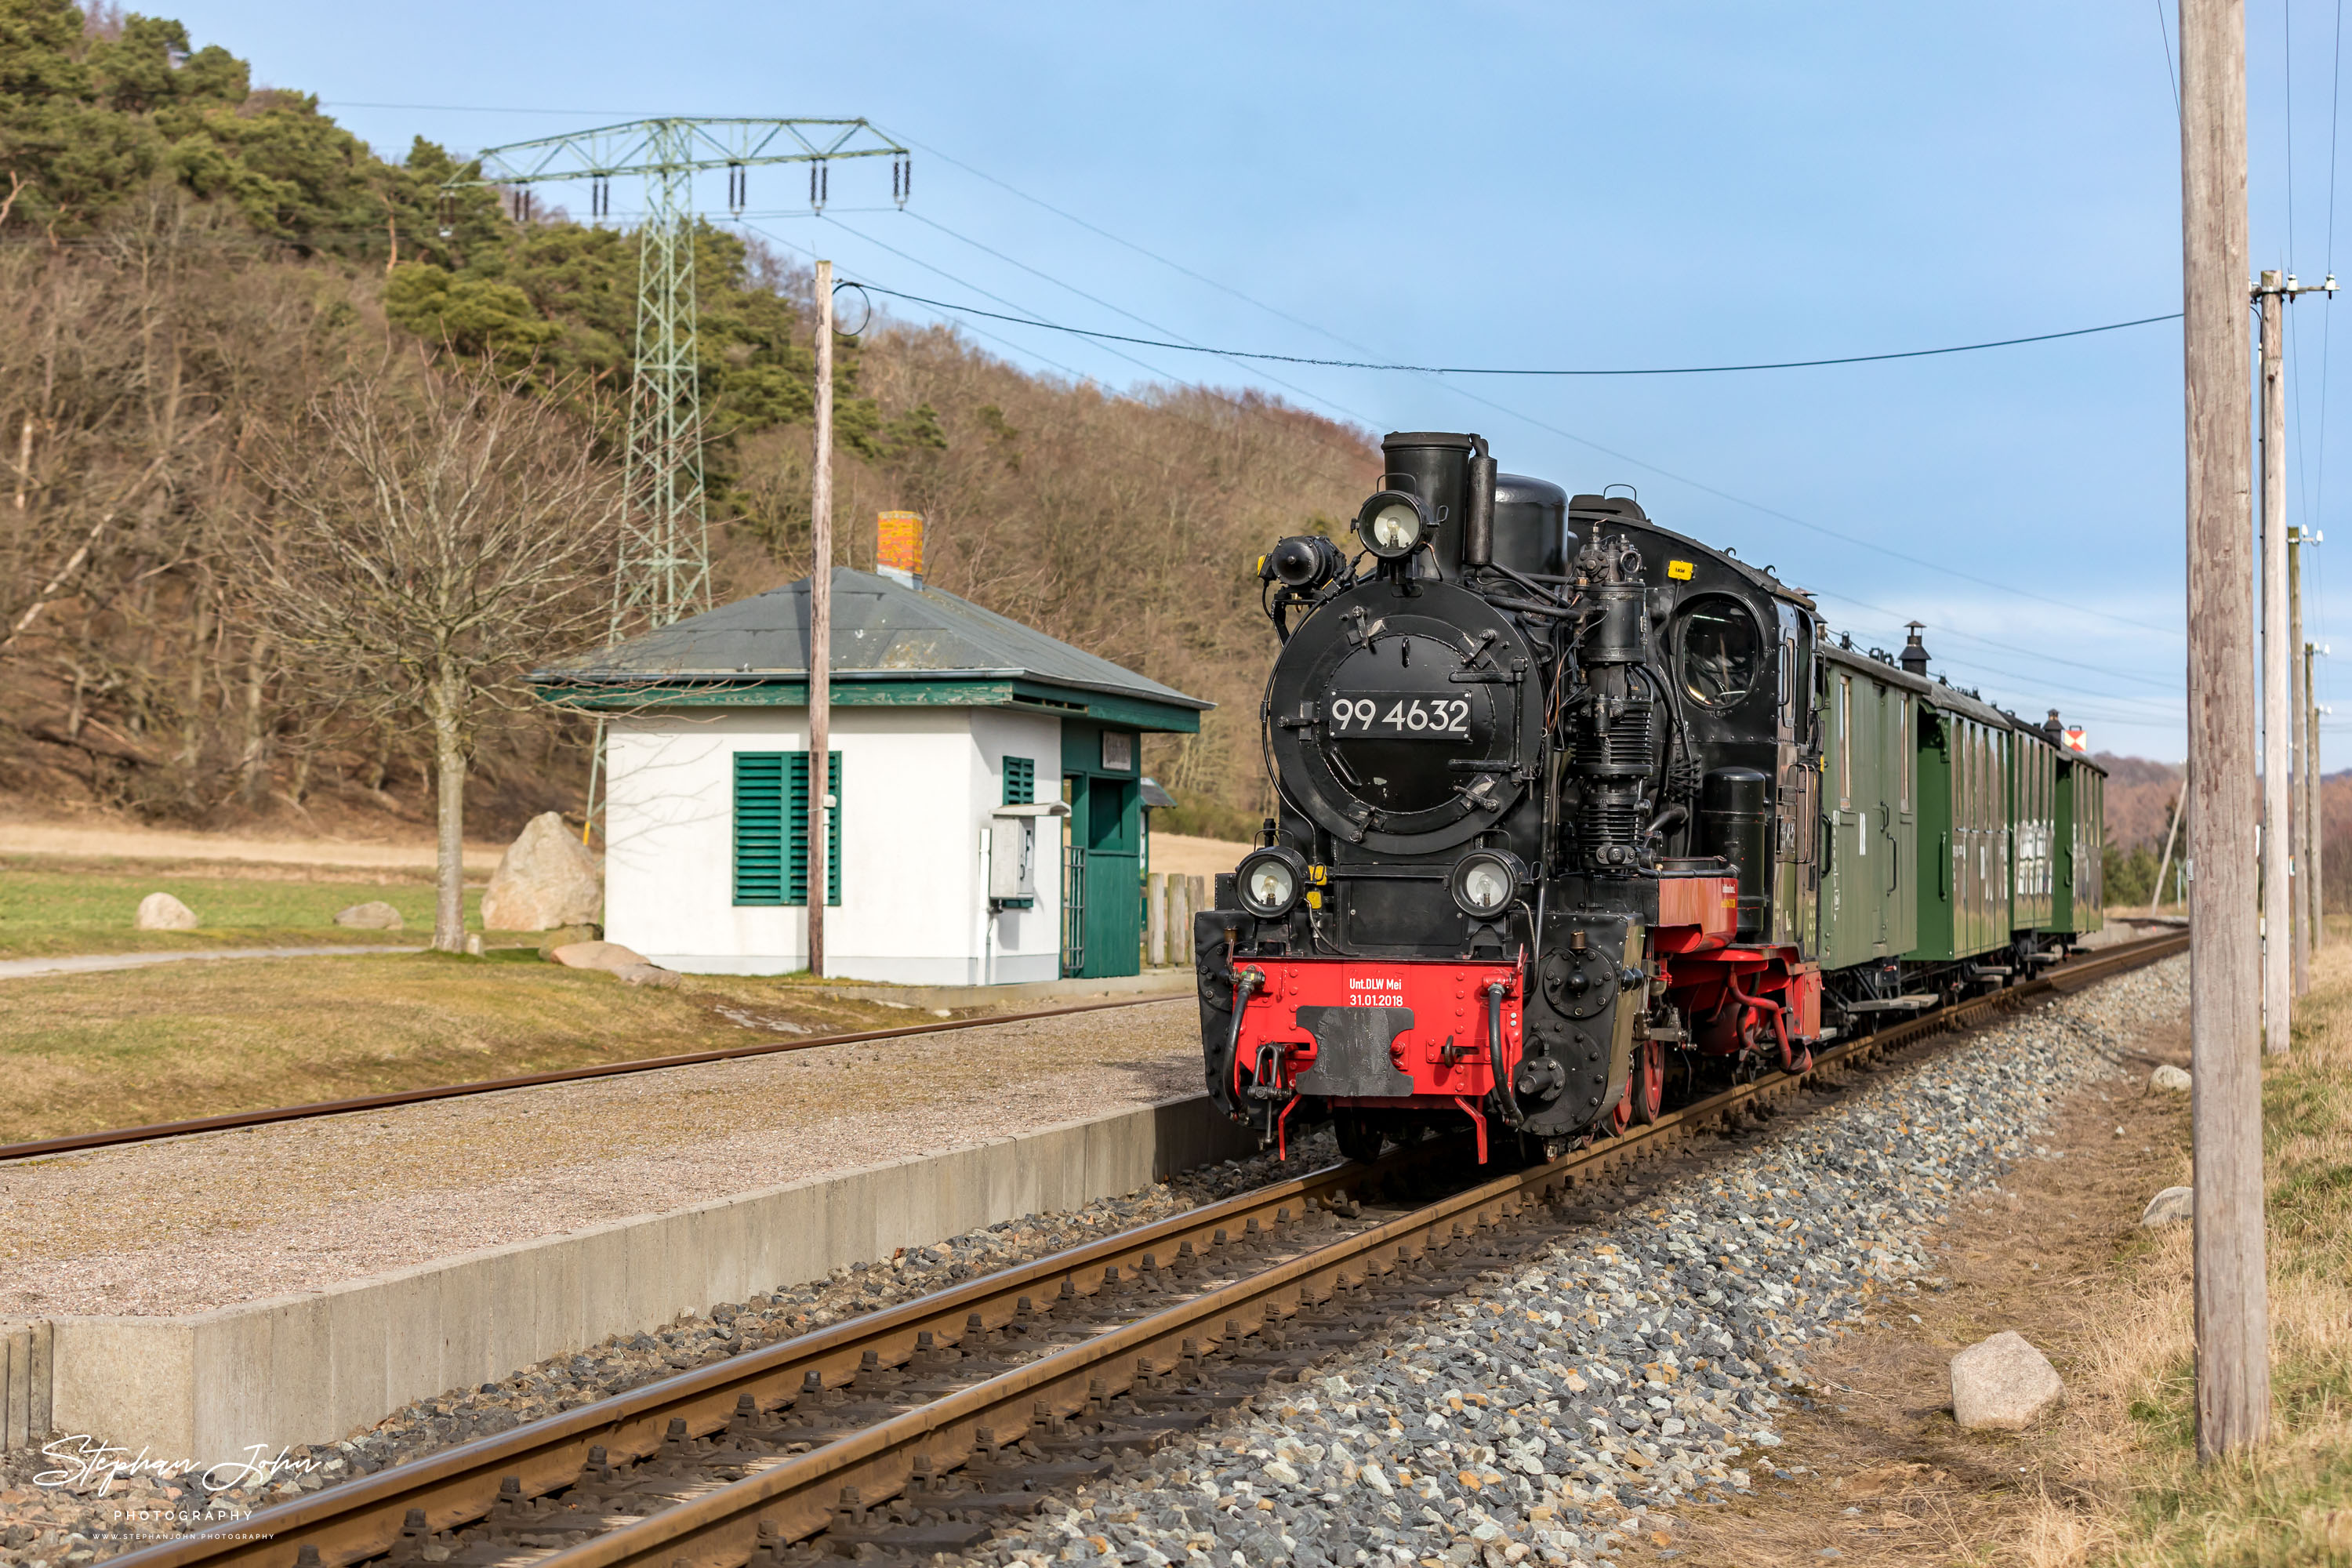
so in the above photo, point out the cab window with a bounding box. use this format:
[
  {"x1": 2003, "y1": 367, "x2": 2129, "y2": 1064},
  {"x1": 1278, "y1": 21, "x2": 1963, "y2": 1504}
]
[{"x1": 1674, "y1": 597, "x2": 1763, "y2": 710}]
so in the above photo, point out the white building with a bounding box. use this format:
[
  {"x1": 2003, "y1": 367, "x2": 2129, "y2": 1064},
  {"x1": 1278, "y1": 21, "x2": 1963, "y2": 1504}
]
[{"x1": 535, "y1": 567, "x2": 1208, "y2": 984}]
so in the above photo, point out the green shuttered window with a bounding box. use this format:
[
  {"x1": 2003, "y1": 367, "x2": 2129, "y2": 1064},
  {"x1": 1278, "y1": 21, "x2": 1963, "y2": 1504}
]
[
  {"x1": 733, "y1": 750, "x2": 841, "y2": 906},
  {"x1": 1003, "y1": 756, "x2": 1035, "y2": 806}
]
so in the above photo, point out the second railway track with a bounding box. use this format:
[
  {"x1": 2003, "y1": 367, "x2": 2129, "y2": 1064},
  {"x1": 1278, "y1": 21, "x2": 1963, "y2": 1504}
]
[
  {"x1": 112, "y1": 932, "x2": 2185, "y2": 1568},
  {"x1": 0, "y1": 992, "x2": 1189, "y2": 1163}
]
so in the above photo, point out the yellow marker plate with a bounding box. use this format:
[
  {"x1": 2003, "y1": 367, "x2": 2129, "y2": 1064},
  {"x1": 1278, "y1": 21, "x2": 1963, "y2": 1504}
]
[{"x1": 1668, "y1": 560, "x2": 1695, "y2": 581}]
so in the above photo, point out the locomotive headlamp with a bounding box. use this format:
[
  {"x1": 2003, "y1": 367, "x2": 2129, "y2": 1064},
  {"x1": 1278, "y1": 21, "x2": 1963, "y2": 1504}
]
[
  {"x1": 1266, "y1": 534, "x2": 1345, "y2": 590},
  {"x1": 1450, "y1": 849, "x2": 1525, "y2": 918},
  {"x1": 1354, "y1": 490, "x2": 1432, "y2": 560},
  {"x1": 1236, "y1": 845, "x2": 1308, "y2": 920}
]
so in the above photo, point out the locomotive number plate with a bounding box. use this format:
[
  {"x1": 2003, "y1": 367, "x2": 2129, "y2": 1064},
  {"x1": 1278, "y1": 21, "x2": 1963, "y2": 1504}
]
[{"x1": 1327, "y1": 692, "x2": 1472, "y2": 739}]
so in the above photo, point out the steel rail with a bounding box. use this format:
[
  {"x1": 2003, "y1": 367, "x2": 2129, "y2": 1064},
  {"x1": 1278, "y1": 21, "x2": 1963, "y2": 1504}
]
[
  {"x1": 107, "y1": 931, "x2": 2185, "y2": 1568},
  {"x1": 540, "y1": 932, "x2": 2188, "y2": 1568},
  {"x1": 0, "y1": 993, "x2": 1189, "y2": 1163},
  {"x1": 99, "y1": 1147, "x2": 1420, "y2": 1568}
]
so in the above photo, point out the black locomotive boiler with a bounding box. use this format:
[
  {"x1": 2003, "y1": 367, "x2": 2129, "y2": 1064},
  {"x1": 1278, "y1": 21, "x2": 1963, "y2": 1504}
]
[{"x1": 1194, "y1": 430, "x2": 2105, "y2": 1163}]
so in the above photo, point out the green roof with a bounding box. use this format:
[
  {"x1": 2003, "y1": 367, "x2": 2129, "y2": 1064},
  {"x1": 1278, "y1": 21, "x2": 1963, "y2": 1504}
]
[{"x1": 532, "y1": 568, "x2": 1210, "y2": 733}]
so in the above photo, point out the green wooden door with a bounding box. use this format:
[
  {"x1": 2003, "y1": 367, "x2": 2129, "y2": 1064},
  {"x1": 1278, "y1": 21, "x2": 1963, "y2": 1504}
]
[
  {"x1": 1059, "y1": 721, "x2": 1145, "y2": 978},
  {"x1": 1081, "y1": 775, "x2": 1142, "y2": 977}
]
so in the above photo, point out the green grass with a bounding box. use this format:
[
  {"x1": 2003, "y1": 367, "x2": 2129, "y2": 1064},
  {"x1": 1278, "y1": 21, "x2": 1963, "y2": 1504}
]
[{"x1": 0, "y1": 855, "x2": 481, "y2": 957}]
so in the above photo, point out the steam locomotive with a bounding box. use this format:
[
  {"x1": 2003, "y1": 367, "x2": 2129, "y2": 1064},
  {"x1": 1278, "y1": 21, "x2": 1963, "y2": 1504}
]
[{"x1": 1194, "y1": 431, "x2": 2106, "y2": 1163}]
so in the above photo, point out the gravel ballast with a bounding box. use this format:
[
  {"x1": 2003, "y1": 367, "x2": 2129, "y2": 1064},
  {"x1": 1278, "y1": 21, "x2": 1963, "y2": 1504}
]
[{"x1": 964, "y1": 956, "x2": 2186, "y2": 1568}]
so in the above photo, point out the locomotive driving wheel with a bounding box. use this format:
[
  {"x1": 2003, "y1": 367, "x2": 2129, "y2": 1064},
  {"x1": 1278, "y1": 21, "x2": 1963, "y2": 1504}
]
[
  {"x1": 1628, "y1": 1037, "x2": 1666, "y2": 1125},
  {"x1": 1334, "y1": 1110, "x2": 1385, "y2": 1165}
]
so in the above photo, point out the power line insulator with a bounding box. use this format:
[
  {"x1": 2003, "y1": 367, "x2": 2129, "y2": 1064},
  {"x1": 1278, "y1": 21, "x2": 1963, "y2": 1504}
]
[
  {"x1": 435, "y1": 192, "x2": 455, "y2": 239},
  {"x1": 893, "y1": 157, "x2": 909, "y2": 209},
  {"x1": 811, "y1": 160, "x2": 828, "y2": 214},
  {"x1": 727, "y1": 162, "x2": 745, "y2": 214},
  {"x1": 592, "y1": 176, "x2": 611, "y2": 220}
]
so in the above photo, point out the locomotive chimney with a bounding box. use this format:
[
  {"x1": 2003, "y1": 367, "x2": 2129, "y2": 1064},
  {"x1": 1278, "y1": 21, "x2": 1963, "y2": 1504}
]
[
  {"x1": 1378, "y1": 431, "x2": 1476, "y2": 579},
  {"x1": 1899, "y1": 621, "x2": 1929, "y2": 678}
]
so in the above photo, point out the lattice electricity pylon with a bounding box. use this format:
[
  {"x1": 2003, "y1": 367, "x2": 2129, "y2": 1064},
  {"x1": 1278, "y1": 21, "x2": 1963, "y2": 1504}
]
[{"x1": 444, "y1": 119, "x2": 909, "y2": 635}]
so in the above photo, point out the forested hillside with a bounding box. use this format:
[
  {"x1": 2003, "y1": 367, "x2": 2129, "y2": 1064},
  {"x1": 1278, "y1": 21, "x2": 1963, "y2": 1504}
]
[{"x1": 0, "y1": 0, "x2": 1373, "y2": 840}]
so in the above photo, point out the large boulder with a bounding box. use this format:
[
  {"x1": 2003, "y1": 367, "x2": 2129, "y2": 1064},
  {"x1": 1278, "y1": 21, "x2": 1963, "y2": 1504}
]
[
  {"x1": 2150, "y1": 1064, "x2": 2192, "y2": 1093},
  {"x1": 548, "y1": 940, "x2": 679, "y2": 988},
  {"x1": 2141, "y1": 1186, "x2": 2194, "y2": 1227},
  {"x1": 549, "y1": 939, "x2": 648, "y2": 973},
  {"x1": 134, "y1": 892, "x2": 198, "y2": 931},
  {"x1": 481, "y1": 812, "x2": 602, "y2": 931},
  {"x1": 333, "y1": 901, "x2": 405, "y2": 931},
  {"x1": 1951, "y1": 1330, "x2": 2063, "y2": 1431}
]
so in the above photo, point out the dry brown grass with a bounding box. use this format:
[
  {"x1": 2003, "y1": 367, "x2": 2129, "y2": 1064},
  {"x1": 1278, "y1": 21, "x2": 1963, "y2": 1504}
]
[
  {"x1": 0, "y1": 951, "x2": 1029, "y2": 1144},
  {"x1": 2000, "y1": 924, "x2": 2352, "y2": 1567}
]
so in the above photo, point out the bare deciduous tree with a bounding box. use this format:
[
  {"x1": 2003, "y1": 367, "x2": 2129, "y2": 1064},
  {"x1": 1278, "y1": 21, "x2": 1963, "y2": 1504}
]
[{"x1": 250, "y1": 361, "x2": 619, "y2": 950}]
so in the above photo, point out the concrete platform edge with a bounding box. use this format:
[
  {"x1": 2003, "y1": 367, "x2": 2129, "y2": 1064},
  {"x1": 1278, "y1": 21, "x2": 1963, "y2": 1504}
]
[{"x1": 29, "y1": 1094, "x2": 1255, "y2": 1461}]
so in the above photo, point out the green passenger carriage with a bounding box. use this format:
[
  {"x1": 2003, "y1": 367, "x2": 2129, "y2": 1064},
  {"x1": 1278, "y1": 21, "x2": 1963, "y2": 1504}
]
[{"x1": 1813, "y1": 629, "x2": 2109, "y2": 1032}]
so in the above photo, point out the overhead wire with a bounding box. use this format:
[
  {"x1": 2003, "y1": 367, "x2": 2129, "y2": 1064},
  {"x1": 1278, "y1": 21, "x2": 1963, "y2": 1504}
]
[
  {"x1": 2290, "y1": 0, "x2": 2319, "y2": 536},
  {"x1": 850, "y1": 268, "x2": 2185, "y2": 640},
  {"x1": 811, "y1": 223, "x2": 2183, "y2": 720},
  {"x1": 2156, "y1": 0, "x2": 2183, "y2": 119},
  {"x1": 865, "y1": 121, "x2": 2189, "y2": 647},
  {"x1": 818, "y1": 155, "x2": 2189, "y2": 643},
  {"x1": 838, "y1": 282, "x2": 2180, "y2": 377}
]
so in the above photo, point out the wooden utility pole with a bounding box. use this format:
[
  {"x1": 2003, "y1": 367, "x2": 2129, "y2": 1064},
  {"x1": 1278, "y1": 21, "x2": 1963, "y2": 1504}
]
[
  {"x1": 808, "y1": 260, "x2": 834, "y2": 979},
  {"x1": 2290, "y1": 528, "x2": 2311, "y2": 995},
  {"x1": 2259, "y1": 272, "x2": 2291, "y2": 1048},
  {"x1": 2155, "y1": 780, "x2": 2187, "y2": 911},
  {"x1": 2181, "y1": 0, "x2": 2270, "y2": 1460}
]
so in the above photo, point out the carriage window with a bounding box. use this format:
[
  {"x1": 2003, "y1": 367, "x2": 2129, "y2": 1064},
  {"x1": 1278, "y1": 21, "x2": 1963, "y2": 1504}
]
[
  {"x1": 1838, "y1": 674, "x2": 1853, "y2": 810},
  {"x1": 1673, "y1": 597, "x2": 1764, "y2": 710},
  {"x1": 1899, "y1": 695, "x2": 1911, "y2": 812},
  {"x1": 1962, "y1": 724, "x2": 1977, "y2": 829}
]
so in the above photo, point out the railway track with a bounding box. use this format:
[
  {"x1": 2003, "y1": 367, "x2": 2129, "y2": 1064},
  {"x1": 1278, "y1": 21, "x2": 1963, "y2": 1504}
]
[
  {"x1": 112, "y1": 931, "x2": 2185, "y2": 1568},
  {"x1": 0, "y1": 993, "x2": 1188, "y2": 1163}
]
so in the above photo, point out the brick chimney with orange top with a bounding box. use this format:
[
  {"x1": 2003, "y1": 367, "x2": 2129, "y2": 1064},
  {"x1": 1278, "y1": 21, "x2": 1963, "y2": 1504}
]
[{"x1": 877, "y1": 511, "x2": 924, "y2": 588}]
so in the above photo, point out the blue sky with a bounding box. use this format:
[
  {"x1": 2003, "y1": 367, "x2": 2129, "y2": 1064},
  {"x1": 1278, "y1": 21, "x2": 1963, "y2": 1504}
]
[{"x1": 171, "y1": 0, "x2": 2349, "y2": 762}]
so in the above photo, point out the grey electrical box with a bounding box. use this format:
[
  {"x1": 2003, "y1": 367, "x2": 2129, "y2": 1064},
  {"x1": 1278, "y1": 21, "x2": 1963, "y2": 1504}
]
[{"x1": 989, "y1": 801, "x2": 1068, "y2": 909}]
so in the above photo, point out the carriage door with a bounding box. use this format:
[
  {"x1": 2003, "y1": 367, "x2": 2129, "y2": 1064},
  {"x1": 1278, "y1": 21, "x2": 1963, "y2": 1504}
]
[{"x1": 1773, "y1": 604, "x2": 1819, "y2": 956}]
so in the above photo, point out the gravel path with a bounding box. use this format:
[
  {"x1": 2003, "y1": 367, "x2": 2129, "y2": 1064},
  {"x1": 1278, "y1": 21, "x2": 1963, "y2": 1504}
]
[
  {"x1": 0, "y1": 947, "x2": 418, "y2": 982},
  {"x1": 0, "y1": 997, "x2": 1199, "y2": 1318},
  {"x1": 961, "y1": 958, "x2": 2187, "y2": 1568},
  {"x1": 0, "y1": 820, "x2": 497, "y2": 872}
]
